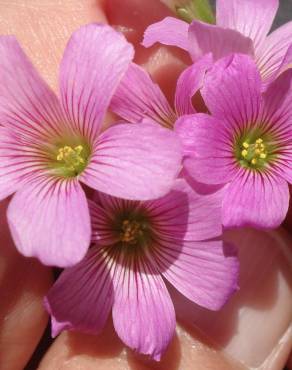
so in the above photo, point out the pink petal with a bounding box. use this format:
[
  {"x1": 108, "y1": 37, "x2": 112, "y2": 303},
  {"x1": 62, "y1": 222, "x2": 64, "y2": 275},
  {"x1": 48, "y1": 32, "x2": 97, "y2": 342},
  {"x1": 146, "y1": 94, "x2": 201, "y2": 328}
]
[
  {"x1": 145, "y1": 178, "x2": 223, "y2": 241},
  {"x1": 256, "y1": 20, "x2": 292, "y2": 81},
  {"x1": 7, "y1": 177, "x2": 91, "y2": 267},
  {"x1": 216, "y1": 0, "x2": 278, "y2": 50},
  {"x1": 175, "y1": 114, "x2": 238, "y2": 185},
  {"x1": 60, "y1": 24, "x2": 134, "y2": 140},
  {"x1": 174, "y1": 55, "x2": 213, "y2": 116},
  {"x1": 142, "y1": 16, "x2": 189, "y2": 51},
  {"x1": 201, "y1": 54, "x2": 262, "y2": 130},
  {"x1": 222, "y1": 170, "x2": 289, "y2": 229},
  {"x1": 112, "y1": 254, "x2": 175, "y2": 360},
  {"x1": 81, "y1": 122, "x2": 182, "y2": 200},
  {"x1": 44, "y1": 248, "x2": 114, "y2": 337},
  {"x1": 110, "y1": 63, "x2": 175, "y2": 128},
  {"x1": 188, "y1": 21, "x2": 254, "y2": 62},
  {"x1": 0, "y1": 36, "x2": 64, "y2": 140},
  {"x1": 156, "y1": 240, "x2": 239, "y2": 310}
]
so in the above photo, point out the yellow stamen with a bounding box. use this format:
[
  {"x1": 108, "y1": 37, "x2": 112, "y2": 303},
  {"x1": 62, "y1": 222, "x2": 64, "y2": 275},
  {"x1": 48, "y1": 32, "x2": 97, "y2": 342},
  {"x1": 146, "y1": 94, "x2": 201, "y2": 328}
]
[
  {"x1": 251, "y1": 158, "x2": 257, "y2": 165},
  {"x1": 241, "y1": 149, "x2": 248, "y2": 157},
  {"x1": 242, "y1": 142, "x2": 249, "y2": 149},
  {"x1": 57, "y1": 145, "x2": 85, "y2": 171}
]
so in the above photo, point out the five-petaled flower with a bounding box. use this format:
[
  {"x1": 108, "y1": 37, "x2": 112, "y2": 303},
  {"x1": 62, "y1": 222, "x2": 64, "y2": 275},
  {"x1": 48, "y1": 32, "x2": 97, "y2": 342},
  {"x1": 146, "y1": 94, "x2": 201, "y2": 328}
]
[
  {"x1": 143, "y1": 0, "x2": 292, "y2": 84},
  {"x1": 45, "y1": 179, "x2": 239, "y2": 360},
  {"x1": 0, "y1": 24, "x2": 182, "y2": 267},
  {"x1": 175, "y1": 54, "x2": 292, "y2": 229}
]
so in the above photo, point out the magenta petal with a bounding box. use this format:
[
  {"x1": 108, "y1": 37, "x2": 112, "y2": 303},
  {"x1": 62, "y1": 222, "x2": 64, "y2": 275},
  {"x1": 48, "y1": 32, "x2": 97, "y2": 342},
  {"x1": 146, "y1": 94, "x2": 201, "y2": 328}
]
[
  {"x1": 142, "y1": 17, "x2": 189, "y2": 51},
  {"x1": 222, "y1": 171, "x2": 289, "y2": 229},
  {"x1": 45, "y1": 248, "x2": 113, "y2": 337},
  {"x1": 158, "y1": 240, "x2": 239, "y2": 310},
  {"x1": 112, "y1": 256, "x2": 175, "y2": 360},
  {"x1": 174, "y1": 55, "x2": 213, "y2": 116},
  {"x1": 110, "y1": 63, "x2": 175, "y2": 127},
  {"x1": 188, "y1": 21, "x2": 254, "y2": 62},
  {"x1": 81, "y1": 122, "x2": 182, "y2": 200},
  {"x1": 7, "y1": 177, "x2": 91, "y2": 267},
  {"x1": 175, "y1": 114, "x2": 237, "y2": 185},
  {"x1": 216, "y1": 0, "x2": 278, "y2": 49},
  {"x1": 201, "y1": 54, "x2": 262, "y2": 129},
  {"x1": 256, "y1": 21, "x2": 292, "y2": 81},
  {"x1": 0, "y1": 36, "x2": 64, "y2": 140},
  {"x1": 60, "y1": 23, "x2": 134, "y2": 139}
]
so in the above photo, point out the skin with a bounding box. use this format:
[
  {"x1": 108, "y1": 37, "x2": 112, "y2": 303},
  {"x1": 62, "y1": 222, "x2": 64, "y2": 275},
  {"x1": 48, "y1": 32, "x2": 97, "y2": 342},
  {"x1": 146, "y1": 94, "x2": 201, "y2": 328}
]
[{"x1": 0, "y1": 1, "x2": 291, "y2": 369}]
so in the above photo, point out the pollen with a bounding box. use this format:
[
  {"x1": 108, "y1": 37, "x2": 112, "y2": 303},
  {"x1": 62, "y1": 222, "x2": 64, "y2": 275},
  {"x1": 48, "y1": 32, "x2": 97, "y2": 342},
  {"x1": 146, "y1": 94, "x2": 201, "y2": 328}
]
[
  {"x1": 240, "y1": 137, "x2": 268, "y2": 167},
  {"x1": 57, "y1": 145, "x2": 85, "y2": 172},
  {"x1": 120, "y1": 220, "x2": 143, "y2": 244}
]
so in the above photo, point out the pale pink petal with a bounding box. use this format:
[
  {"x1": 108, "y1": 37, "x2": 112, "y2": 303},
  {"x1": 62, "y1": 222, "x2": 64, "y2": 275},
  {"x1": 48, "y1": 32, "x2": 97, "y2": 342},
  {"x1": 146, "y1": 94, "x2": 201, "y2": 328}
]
[
  {"x1": 7, "y1": 177, "x2": 91, "y2": 267},
  {"x1": 175, "y1": 114, "x2": 238, "y2": 185},
  {"x1": 201, "y1": 54, "x2": 262, "y2": 130},
  {"x1": 216, "y1": 0, "x2": 278, "y2": 50},
  {"x1": 110, "y1": 63, "x2": 175, "y2": 128},
  {"x1": 156, "y1": 240, "x2": 239, "y2": 310},
  {"x1": 188, "y1": 21, "x2": 254, "y2": 62},
  {"x1": 81, "y1": 122, "x2": 182, "y2": 200},
  {"x1": 0, "y1": 36, "x2": 64, "y2": 141},
  {"x1": 145, "y1": 178, "x2": 223, "y2": 241},
  {"x1": 222, "y1": 170, "x2": 289, "y2": 229},
  {"x1": 44, "y1": 248, "x2": 114, "y2": 337},
  {"x1": 112, "y1": 253, "x2": 175, "y2": 360},
  {"x1": 60, "y1": 24, "x2": 134, "y2": 140},
  {"x1": 142, "y1": 17, "x2": 189, "y2": 51},
  {"x1": 174, "y1": 55, "x2": 213, "y2": 116},
  {"x1": 256, "y1": 21, "x2": 292, "y2": 81}
]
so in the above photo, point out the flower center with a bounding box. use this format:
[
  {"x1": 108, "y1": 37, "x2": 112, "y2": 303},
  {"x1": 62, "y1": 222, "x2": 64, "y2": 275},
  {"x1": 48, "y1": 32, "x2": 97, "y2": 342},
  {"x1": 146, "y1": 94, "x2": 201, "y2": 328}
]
[
  {"x1": 240, "y1": 138, "x2": 267, "y2": 166},
  {"x1": 120, "y1": 219, "x2": 145, "y2": 245},
  {"x1": 56, "y1": 145, "x2": 87, "y2": 175}
]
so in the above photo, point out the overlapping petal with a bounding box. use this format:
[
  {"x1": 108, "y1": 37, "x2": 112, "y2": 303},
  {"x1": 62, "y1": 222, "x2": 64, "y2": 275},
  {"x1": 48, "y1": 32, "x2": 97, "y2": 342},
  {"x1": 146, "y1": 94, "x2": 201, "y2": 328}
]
[
  {"x1": 216, "y1": 0, "x2": 278, "y2": 50},
  {"x1": 60, "y1": 23, "x2": 134, "y2": 140},
  {"x1": 174, "y1": 55, "x2": 213, "y2": 116},
  {"x1": 7, "y1": 176, "x2": 91, "y2": 267},
  {"x1": 188, "y1": 21, "x2": 254, "y2": 62},
  {"x1": 201, "y1": 54, "x2": 262, "y2": 130},
  {"x1": 45, "y1": 248, "x2": 114, "y2": 337},
  {"x1": 81, "y1": 122, "x2": 182, "y2": 200},
  {"x1": 222, "y1": 170, "x2": 289, "y2": 229},
  {"x1": 175, "y1": 114, "x2": 238, "y2": 184},
  {"x1": 112, "y1": 253, "x2": 175, "y2": 360},
  {"x1": 142, "y1": 16, "x2": 189, "y2": 51},
  {"x1": 110, "y1": 63, "x2": 175, "y2": 128},
  {"x1": 0, "y1": 36, "x2": 64, "y2": 141}
]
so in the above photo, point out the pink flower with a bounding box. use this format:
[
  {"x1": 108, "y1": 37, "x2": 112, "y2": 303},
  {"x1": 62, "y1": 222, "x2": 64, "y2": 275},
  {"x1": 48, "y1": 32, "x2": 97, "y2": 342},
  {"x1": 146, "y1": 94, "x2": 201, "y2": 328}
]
[
  {"x1": 110, "y1": 56, "x2": 212, "y2": 128},
  {"x1": 0, "y1": 24, "x2": 182, "y2": 267},
  {"x1": 143, "y1": 0, "x2": 292, "y2": 84},
  {"x1": 175, "y1": 54, "x2": 292, "y2": 229},
  {"x1": 44, "y1": 179, "x2": 239, "y2": 360}
]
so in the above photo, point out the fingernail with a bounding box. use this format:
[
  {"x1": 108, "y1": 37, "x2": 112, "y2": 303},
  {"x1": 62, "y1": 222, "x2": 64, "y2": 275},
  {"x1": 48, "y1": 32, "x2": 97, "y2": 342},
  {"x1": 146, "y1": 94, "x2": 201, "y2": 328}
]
[{"x1": 173, "y1": 227, "x2": 292, "y2": 368}]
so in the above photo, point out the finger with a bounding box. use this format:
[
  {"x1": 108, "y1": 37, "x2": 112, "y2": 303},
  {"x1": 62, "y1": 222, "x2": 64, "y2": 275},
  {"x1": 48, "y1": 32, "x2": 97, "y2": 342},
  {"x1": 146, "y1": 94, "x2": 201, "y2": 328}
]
[{"x1": 0, "y1": 198, "x2": 52, "y2": 370}]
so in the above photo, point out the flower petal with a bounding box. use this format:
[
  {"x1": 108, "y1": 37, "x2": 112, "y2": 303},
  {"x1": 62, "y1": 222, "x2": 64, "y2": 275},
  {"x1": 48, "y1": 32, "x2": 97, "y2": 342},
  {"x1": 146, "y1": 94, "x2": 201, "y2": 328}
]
[
  {"x1": 157, "y1": 240, "x2": 239, "y2": 310},
  {"x1": 174, "y1": 55, "x2": 213, "y2": 116},
  {"x1": 112, "y1": 254, "x2": 175, "y2": 360},
  {"x1": 44, "y1": 247, "x2": 114, "y2": 337},
  {"x1": 0, "y1": 36, "x2": 64, "y2": 141},
  {"x1": 145, "y1": 178, "x2": 223, "y2": 241},
  {"x1": 60, "y1": 23, "x2": 134, "y2": 140},
  {"x1": 110, "y1": 63, "x2": 175, "y2": 128},
  {"x1": 81, "y1": 122, "x2": 182, "y2": 200},
  {"x1": 188, "y1": 21, "x2": 254, "y2": 62},
  {"x1": 201, "y1": 54, "x2": 262, "y2": 130},
  {"x1": 175, "y1": 114, "x2": 238, "y2": 185},
  {"x1": 256, "y1": 21, "x2": 292, "y2": 81},
  {"x1": 222, "y1": 170, "x2": 289, "y2": 229},
  {"x1": 216, "y1": 0, "x2": 278, "y2": 50},
  {"x1": 7, "y1": 177, "x2": 91, "y2": 267},
  {"x1": 142, "y1": 16, "x2": 189, "y2": 51}
]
